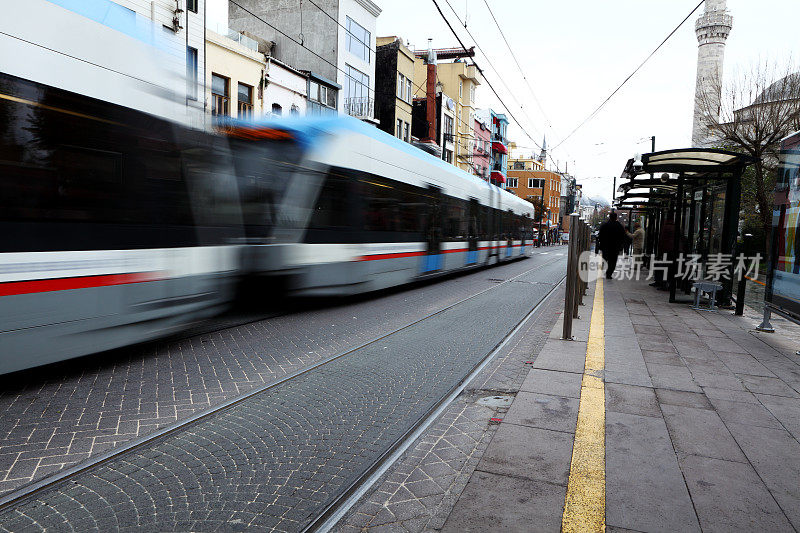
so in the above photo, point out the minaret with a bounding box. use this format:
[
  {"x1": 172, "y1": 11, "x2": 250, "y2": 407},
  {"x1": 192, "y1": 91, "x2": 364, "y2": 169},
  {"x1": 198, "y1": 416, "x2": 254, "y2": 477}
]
[
  {"x1": 691, "y1": 0, "x2": 733, "y2": 147},
  {"x1": 538, "y1": 135, "x2": 547, "y2": 164}
]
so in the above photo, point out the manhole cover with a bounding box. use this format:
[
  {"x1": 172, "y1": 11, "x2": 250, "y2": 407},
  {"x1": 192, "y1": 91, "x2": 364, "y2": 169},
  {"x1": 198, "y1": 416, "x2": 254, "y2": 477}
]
[{"x1": 477, "y1": 395, "x2": 513, "y2": 407}]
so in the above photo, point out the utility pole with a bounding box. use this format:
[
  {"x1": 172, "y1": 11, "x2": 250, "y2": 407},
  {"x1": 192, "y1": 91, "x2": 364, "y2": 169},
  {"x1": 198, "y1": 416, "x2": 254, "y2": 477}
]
[{"x1": 612, "y1": 175, "x2": 616, "y2": 204}]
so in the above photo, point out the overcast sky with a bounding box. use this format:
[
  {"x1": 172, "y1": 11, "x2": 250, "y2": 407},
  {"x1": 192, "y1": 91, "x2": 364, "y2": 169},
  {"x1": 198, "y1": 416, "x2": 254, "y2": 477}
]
[{"x1": 375, "y1": 0, "x2": 798, "y2": 201}]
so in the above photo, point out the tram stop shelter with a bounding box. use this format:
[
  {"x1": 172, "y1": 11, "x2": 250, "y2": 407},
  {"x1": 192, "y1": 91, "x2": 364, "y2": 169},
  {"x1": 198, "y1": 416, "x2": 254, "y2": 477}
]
[{"x1": 613, "y1": 148, "x2": 754, "y2": 306}]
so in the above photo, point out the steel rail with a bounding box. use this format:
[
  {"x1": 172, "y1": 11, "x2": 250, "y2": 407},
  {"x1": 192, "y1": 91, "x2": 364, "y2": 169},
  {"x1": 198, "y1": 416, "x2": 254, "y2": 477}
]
[
  {"x1": 0, "y1": 253, "x2": 564, "y2": 516},
  {"x1": 306, "y1": 264, "x2": 567, "y2": 532}
]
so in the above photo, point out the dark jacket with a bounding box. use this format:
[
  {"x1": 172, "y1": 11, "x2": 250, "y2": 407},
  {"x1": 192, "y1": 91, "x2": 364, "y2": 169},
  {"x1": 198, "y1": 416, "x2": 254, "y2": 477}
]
[{"x1": 597, "y1": 219, "x2": 627, "y2": 256}]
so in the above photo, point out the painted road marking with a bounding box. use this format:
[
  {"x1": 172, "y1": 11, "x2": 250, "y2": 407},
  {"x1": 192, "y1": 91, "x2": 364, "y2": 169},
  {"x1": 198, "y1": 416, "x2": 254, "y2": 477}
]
[{"x1": 562, "y1": 277, "x2": 605, "y2": 532}]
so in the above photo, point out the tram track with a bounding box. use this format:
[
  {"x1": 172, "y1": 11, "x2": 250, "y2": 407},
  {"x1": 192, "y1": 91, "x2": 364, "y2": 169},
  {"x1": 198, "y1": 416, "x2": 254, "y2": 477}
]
[{"x1": 0, "y1": 254, "x2": 566, "y2": 530}]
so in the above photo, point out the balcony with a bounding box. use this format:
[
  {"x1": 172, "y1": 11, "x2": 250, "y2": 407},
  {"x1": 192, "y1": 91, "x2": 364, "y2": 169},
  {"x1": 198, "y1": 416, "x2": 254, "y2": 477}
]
[
  {"x1": 492, "y1": 132, "x2": 507, "y2": 144},
  {"x1": 344, "y1": 97, "x2": 374, "y2": 119},
  {"x1": 211, "y1": 94, "x2": 229, "y2": 117}
]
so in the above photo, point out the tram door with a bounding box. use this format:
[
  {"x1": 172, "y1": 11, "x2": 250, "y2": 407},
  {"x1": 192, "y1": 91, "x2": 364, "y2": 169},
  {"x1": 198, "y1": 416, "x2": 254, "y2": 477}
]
[
  {"x1": 505, "y1": 210, "x2": 514, "y2": 258},
  {"x1": 487, "y1": 188, "x2": 499, "y2": 264},
  {"x1": 467, "y1": 198, "x2": 479, "y2": 265},
  {"x1": 421, "y1": 185, "x2": 443, "y2": 273}
]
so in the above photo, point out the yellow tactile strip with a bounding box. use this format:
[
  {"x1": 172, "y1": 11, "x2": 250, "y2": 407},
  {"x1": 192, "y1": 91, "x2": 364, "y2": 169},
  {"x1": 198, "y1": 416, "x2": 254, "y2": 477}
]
[{"x1": 561, "y1": 278, "x2": 606, "y2": 532}]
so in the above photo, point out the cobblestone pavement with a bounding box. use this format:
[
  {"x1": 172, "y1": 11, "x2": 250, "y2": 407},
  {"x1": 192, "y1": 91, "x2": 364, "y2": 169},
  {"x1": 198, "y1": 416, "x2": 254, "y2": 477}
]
[
  {"x1": 336, "y1": 284, "x2": 562, "y2": 533},
  {"x1": 0, "y1": 249, "x2": 565, "y2": 496},
  {"x1": 0, "y1": 252, "x2": 567, "y2": 532}
]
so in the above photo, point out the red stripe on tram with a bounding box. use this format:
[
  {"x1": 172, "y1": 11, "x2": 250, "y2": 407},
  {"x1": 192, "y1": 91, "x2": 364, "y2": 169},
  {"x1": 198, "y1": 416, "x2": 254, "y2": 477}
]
[{"x1": 0, "y1": 272, "x2": 163, "y2": 297}]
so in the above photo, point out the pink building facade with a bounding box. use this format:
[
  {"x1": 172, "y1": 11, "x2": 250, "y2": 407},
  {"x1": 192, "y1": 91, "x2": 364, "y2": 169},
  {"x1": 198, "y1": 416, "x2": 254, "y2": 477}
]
[{"x1": 473, "y1": 116, "x2": 492, "y2": 181}]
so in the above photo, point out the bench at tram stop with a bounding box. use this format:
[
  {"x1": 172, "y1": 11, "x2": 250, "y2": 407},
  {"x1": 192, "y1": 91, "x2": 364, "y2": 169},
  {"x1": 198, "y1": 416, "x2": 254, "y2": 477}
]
[{"x1": 692, "y1": 280, "x2": 723, "y2": 311}]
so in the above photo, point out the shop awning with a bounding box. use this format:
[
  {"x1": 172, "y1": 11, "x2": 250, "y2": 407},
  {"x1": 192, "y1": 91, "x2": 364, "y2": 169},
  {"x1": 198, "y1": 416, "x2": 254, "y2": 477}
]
[
  {"x1": 492, "y1": 142, "x2": 508, "y2": 155},
  {"x1": 490, "y1": 171, "x2": 505, "y2": 183}
]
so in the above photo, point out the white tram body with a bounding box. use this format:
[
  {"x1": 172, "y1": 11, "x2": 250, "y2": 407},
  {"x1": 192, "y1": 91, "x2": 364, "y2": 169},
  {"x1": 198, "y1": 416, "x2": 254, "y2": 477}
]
[
  {"x1": 0, "y1": 0, "x2": 243, "y2": 374},
  {"x1": 230, "y1": 117, "x2": 536, "y2": 296},
  {"x1": 0, "y1": 0, "x2": 536, "y2": 375}
]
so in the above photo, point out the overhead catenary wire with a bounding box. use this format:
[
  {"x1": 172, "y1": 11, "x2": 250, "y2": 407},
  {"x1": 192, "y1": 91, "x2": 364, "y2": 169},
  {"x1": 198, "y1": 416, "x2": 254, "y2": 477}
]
[
  {"x1": 551, "y1": 0, "x2": 705, "y2": 151},
  {"x1": 440, "y1": 0, "x2": 545, "y2": 143},
  {"x1": 431, "y1": 0, "x2": 578, "y2": 177},
  {"x1": 480, "y1": 0, "x2": 552, "y2": 133},
  {"x1": 430, "y1": 0, "x2": 539, "y2": 148},
  {"x1": 228, "y1": 0, "x2": 380, "y2": 97}
]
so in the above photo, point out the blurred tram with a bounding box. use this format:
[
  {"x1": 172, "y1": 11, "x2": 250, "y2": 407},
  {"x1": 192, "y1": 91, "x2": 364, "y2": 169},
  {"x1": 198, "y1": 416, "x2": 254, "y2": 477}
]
[
  {"x1": 0, "y1": 1, "x2": 534, "y2": 375},
  {"x1": 0, "y1": 0, "x2": 244, "y2": 374},
  {"x1": 226, "y1": 117, "x2": 536, "y2": 296}
]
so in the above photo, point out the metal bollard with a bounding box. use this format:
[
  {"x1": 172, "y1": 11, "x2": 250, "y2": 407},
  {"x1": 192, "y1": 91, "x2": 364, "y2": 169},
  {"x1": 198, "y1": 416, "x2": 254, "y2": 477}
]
[
  {"x1": 735, "y1": 273, "x2": 746, "y2": 316},
  {"x1": 563, "y1": 214, "x2": 580, "y2": 339}
]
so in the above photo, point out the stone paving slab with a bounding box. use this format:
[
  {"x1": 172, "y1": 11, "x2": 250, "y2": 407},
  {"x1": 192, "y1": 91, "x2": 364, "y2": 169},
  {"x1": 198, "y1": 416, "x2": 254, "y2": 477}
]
[{"x1": 390, "y1": 269, "x2": 800, "y2": 533}]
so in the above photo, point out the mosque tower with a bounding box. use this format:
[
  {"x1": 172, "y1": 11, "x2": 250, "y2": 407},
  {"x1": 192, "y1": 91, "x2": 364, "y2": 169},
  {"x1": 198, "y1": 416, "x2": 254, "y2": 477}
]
[
  {"x1": 691, "y1": 0, "x2": 733, "y2": 147},
  {"x1": 537, "y1": 135, "x2": 547, "y2": 164}
]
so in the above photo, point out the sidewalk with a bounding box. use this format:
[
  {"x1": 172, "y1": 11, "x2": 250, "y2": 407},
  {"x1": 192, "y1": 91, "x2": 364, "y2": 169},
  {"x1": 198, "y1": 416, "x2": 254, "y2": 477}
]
[{"x1": 439, "y1": 273, "x2": 800, "y2": 532}]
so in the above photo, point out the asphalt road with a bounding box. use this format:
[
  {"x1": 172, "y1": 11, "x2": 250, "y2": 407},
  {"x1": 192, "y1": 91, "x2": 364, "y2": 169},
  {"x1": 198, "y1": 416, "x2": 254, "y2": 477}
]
[{"x1": 0, "y1": 249, "x2": 567, "y2": 532}]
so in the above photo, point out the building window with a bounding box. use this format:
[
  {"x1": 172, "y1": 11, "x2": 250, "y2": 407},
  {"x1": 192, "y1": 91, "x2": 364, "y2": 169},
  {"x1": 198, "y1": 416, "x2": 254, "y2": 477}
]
[
  {"x1": 404, "y1": 122, "x2": 410, "y2": 142},
  {"x1": 211, "y1": 73, "x2": 229, "y2": 116},
  {"x1": 396, "y1": 118, "x2": 403, "y2": 138},
  {"x1": 506, "y1": 177, "x2": 518, "y2": 188},
  {"x1": 238, "y1": 82, "x2": 253, "y2": 118},
  {"x1": 186, "y1": 47, "x2": 198, "y2": 100},
  {"x1": 513, "y1": 161, "x2": 524, "y2": 170},
  {"x1": 308, "y1": 80, "x2": 337, "y2": 115},
  {"x1": 444, "y1": 149, "x2": 453, "y2": 164},
  {"x1": 443, "y1": 114, "x2": 454, "y2": 139},
  {"x1": 187, "y1": 0, "x2": 197, "y2": 13},
  {"x1": 529, "y1": 178, "x2": 544, "y2": 188},
  {"x1": 344, "y1": 64, "x2": 371, "y2": 117},
  {"x1": 346, "y1": 16, "x2": 370, "y2": 63},
  {"x1": 470, "y1": 84, "x2": 475, "y2": 103},
  {"x1": 406, "y1": 78, "x2": 412, "y2": 103},
  {"x1": 459, "y1": 81, "x2": 463, "y2": 99},
  {"x1": 271, "y1": 103, "x2": 282, "y2": 116},
  {"x1": 397, "y1": 73, "x2": 405, "y2": 99}
]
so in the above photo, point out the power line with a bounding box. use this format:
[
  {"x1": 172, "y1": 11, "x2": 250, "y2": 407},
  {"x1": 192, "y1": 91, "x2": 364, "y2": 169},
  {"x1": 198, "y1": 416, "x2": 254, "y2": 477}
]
[
  {"x1": 430, "y1": 0, "x2": 538, "y2": 148},
  {"x1": 431, "y1": 0, "x2": 576, "y2": 176},
  {"x1": 440, "y1": 0, "x2": 544, "y2": 143},
  {"x1": 551, "y1": 0, "x2": 705, "y2": 151},
  {"x1": 228, "y1": 0, "x2": 378, "y2": 97},
  {"x1": 480, "y1": 0, "x2": 552, "y2": 132}
]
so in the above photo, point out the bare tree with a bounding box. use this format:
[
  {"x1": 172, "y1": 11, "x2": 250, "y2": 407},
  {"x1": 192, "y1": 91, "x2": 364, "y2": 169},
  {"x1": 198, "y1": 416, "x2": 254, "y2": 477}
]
[{"x1": 696, "y1": 60, "x2": 800, "y2": 244}]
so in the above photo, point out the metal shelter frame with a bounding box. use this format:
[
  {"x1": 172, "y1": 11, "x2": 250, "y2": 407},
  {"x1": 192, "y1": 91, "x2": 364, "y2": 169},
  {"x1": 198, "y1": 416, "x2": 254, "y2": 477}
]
[{"x1": 614, "y1": 148, "x2": 754, "y2": 305}]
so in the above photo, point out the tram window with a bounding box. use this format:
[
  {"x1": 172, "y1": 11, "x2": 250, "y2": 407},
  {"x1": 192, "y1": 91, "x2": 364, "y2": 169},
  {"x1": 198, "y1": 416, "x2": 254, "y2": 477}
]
[
  {"x1": 398, "y1": 186, "x2": 427, "y2": 235},
  {"x1": 52, "y1": 146, "x2": 123, "y2": 221},
  {"x1": 444, "y1": 196, "x2": 467, "y2": 241},
  {"x1": 308, "y1": 171, "x2": 352, "y2": 230},
  {"x1": 136, "y1": 128, "x2": 193, "y2": 226},
  {"x1": 362, "y1": 177, "x2": 400, "y2": 232},
  {"x1": 479, "y1": 206, "x2": 489, "y2": 240}
]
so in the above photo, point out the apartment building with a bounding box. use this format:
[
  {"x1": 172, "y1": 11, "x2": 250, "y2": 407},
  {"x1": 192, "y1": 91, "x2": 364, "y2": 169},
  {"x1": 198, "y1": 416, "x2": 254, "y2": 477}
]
[
  {"x1": 476, "y1": 109, "x2": 510, "y2": 188},
  {"x1": 376, "y1": 36, "x2": 415, "y2": 141},
  {"x1": 414, "y1": 57, "x2": 480, "y2": 174},
  {"x1": 506, "y1": 155, "x2": 561, "y2": 229}
]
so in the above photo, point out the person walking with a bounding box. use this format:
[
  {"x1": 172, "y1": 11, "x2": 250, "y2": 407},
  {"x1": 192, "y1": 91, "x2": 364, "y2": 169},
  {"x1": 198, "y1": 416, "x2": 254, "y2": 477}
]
[{"x1": 597, "y1": 211, "x2": 627, "y2": 279}]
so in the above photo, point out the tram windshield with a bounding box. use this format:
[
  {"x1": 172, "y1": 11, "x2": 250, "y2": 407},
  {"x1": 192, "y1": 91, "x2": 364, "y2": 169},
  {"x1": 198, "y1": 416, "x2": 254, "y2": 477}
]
[{"x1": 228, "y1": 133, "x2": 304, "y2": 241}]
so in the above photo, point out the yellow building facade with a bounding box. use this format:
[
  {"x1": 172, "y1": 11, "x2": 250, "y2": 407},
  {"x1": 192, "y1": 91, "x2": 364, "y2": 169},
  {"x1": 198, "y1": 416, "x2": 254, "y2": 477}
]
[
  {"x1": 413, "y1": 59, "x2": 480, "y2": 174},
  {"x1": 206, "y1": 29, "x2": 265, "y2": 119}
]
